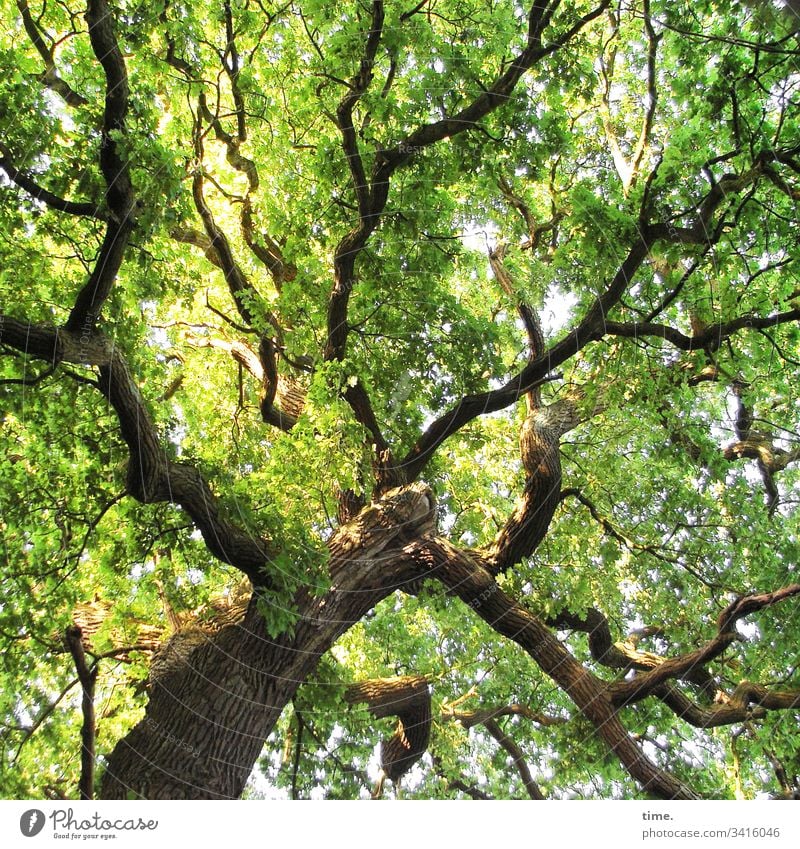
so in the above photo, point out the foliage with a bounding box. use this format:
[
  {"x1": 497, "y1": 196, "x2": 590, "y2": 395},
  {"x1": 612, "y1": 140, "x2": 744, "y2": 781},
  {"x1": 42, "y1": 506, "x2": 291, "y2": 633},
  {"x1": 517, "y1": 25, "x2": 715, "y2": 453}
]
[{"x1": 1, "y1": 0, "x2": 799, "y2": 800}]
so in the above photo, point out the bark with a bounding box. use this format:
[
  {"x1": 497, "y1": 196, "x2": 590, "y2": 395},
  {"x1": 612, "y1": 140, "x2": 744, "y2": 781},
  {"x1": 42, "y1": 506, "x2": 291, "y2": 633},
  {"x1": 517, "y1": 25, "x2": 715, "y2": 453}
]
[
  {"x1": 402, "y1": 537, "x2": 698, "y2": 799},
  {"x1": 65, "y1": 0, "x2": 136, "y2": 333},
  {"x1": 65, "y1": 627, "x2": 98, "y2": 800},
  {"x1": 486, "y1": 397, "x2": 581, "y2": 572},
  {"x1": 346, "y1": 676, "x2": 431, "y2": 783},
  {"x1": 100, "y1": 484, "x2": 436, "y2": 798}
]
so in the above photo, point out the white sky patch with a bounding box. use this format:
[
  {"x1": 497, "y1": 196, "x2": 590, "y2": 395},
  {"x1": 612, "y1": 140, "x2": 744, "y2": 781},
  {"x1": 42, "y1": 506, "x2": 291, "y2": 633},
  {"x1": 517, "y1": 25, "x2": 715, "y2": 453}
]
[{"x1": 541, "y1": 287, "x2": 578, "y2": 336}]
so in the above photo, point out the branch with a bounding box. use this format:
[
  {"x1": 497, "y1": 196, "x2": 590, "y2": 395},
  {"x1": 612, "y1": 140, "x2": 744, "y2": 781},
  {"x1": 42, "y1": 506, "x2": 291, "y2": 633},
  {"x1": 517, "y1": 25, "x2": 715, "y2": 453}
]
[
  {"x1": 16, "y1": 0, "x2": 87, "y2": 107},
  {"x1": 603, "y1": 308, "x2": 800, "y2": 353},
  {"x1": 160, "y1": 0, "x2": 195, "y2": 77},
  {"x1": 450, "y1": 704, "x2": 566, "y2": 729},
  {"x1": 447, "y1": 700, "x2": 555, "y2": 799},
  {"x1": 484, "y1": 395, "x2": 586, "y2": 572},
  {"x1": 723, "y1": 436, "x2": 800, "y2": 474},
  {"x1": 547, "y1": 606, "x2": 721, "y2": 702},
  {"x1": 183, "y1": 332, "x2": 264, "y2": 381},
  {"x1": 380, "y1": 1, "x2": 611, "y2": 172},
  {"x1": 345, "y1": 675, "x2": 431, "y2": 783},
  {"x1": 190, "y1": 120, "x2": 284, "y2": 342},
  {"x1": 497, "y1": 176, "x2": 563, "y2": 254},
  {"x1": 654, "y1": 681, "x2": 800, "y2": 729},
  {"x1": 404, "y1": 537, "x2": 697, "y2": 798},
  {"x1": 648, "y1": 151, "x2": 784, "y2": 248},
  {"x1": 444, "y1": 777, "x2": 493, "y2": 799},
  {"x1": 12, "y1": 676, "x2": 81, "y2": 764},
  {"x1": 0, "y1": 318, "x2": 276, "y2": 584},
  {"x1": 290, "y1": 710, "x2": 303, "y2": 800},
  {"x1": 65, "y1": 0, "x2": 136, "y2": 333},
  {"x1": 65, "y1": 626, "x2": 98, "y2": 800},
  {"x1": 335, "y1": 1, "x2": 385, "y2": 222},
  {"x1": 560, "y1": 488, "x2": 699, "y2": 580},
  {"x1": 191, "y1": 169, "x2": 260, "y2": 330},
  {"x1": 488, "y1": 242, "x2": 544, "y2": 368},
  {"x1": 0, "y1": 144, "x2": 104, "y2": 218},
  {"x1": 222, "y1": 0, "x2": 247, "y2": 142},
  {"x1": 171, "y1": 226, "x2": 224, "y2": 269},
  {"x1": 717, "y1": 585, "x2": 800, "y2": 634},
  {"x1": 610, "y1": 584, "x2": 800, "y2": 707},
  {"x1": 198, "y1": 92, "x2": 258, "y2": 189},
  {"x1": 400, "y1": 237, "x2": 650, "y2": 481},
  {"x1": 319, "y1": 3, "x2": 615, "y2": 490},
  {"x1": 545, "y1": 606, "x2": 630, "y2": 669},
  {"x1": 482, "y1": 717, "x2": 545, "y2": 799},
  {"x1": 182, "y1": 331, "x2": 302, "y2": 429},
  {"x1": 164, "y1": 255, "x2": 301, "y2": 432},
  {"x1": 240, "y1": 199, "x2": 296, "y2": 292}
]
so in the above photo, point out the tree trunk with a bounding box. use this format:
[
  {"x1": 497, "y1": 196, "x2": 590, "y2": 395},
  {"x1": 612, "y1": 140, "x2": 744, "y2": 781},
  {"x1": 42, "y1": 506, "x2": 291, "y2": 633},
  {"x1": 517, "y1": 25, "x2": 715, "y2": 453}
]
[{"x1": 100, "y1": 484, "x2": 436, "y2": 799}]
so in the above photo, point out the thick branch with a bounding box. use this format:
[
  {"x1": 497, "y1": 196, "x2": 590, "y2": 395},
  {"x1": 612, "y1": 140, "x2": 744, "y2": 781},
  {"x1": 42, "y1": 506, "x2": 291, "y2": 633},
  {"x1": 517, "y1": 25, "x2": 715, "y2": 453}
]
[
  {"x1": 546, "y1": 607, "x2": 629, "y2": 669},
  {"x1": 603, "y1": 308, "x2": 800, "y2": 353},
  {"x1": 65, "y1": 626, "x2": 98, "y2": 800},
  {"x1": 548, "y1": 606, "x2": 719, "y2": 700},
  {"x1": 171, "y1": 226, "x2": 224, "y2": 269},
  {"x1": 65, "y1": 0, "x2": 135, "y2": 333},
  {"x1": 654, "y1": 681, "x2": 800, "y2": 729},
  {"x1": 484, "y1": 396, "x2": 586, "y2": 572},
  {"x1": 723, "y1": 436, "x2": 800, "y2": 474},
  {"x1": 97, "y1": 350, "x2": 274, "y2": 581},
  {"x1": 404, "y1": 537, "x2": 696, "y2": 798},
  {"x1": 346, "y1": 675, "x2": 431, "y2": 783},
  {"x1": 0, "y1": 318, "x2": 275, "y2": 583},
  {"x1": 222, "y1": 0, "x2": 246, "y2": 142},
  {"x1": 610, "y1": 584, "x2": 800, "y2": 707}
]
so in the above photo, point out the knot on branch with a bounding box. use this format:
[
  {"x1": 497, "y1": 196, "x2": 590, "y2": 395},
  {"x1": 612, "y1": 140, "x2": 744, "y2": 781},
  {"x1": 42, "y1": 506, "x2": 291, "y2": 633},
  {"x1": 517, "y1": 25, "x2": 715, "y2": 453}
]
[
  {"x1": 330, "y1": 482, "x2": 437, "y2": 568},
  {"x1": 346, "y1": 675, "x2": 431, "y2": 783}
]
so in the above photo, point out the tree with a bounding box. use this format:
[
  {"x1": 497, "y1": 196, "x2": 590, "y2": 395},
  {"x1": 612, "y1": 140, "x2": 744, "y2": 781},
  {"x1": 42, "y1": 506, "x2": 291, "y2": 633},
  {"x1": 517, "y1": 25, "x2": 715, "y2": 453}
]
[{"x1": 1, "y1": 0, "x2": 799, "y2": 801}]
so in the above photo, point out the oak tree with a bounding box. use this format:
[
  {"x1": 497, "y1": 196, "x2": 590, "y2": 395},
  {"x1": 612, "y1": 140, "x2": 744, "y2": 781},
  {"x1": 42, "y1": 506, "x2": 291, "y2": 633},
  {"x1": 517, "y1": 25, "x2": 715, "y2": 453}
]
[{"x1": 1, "y1": 0, "x2": 800, "y2": 800}]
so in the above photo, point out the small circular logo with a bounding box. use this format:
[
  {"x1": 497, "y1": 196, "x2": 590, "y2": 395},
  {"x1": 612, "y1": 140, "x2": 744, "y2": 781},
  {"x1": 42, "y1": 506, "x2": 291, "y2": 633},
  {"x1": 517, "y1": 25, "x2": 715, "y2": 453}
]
[{"x1": 20, "y1": 809, "x2": 46, "y2": 837}]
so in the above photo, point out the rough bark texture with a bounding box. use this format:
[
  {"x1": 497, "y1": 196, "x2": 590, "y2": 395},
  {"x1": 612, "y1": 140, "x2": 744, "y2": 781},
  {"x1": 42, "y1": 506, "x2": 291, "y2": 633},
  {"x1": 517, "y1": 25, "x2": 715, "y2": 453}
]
[
  {"x1": 100, "y1": 484, "x2": 436, "y2": 798},
  {"x1": 346, "y1": 676, "x2": 432, "y2": 783}
]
